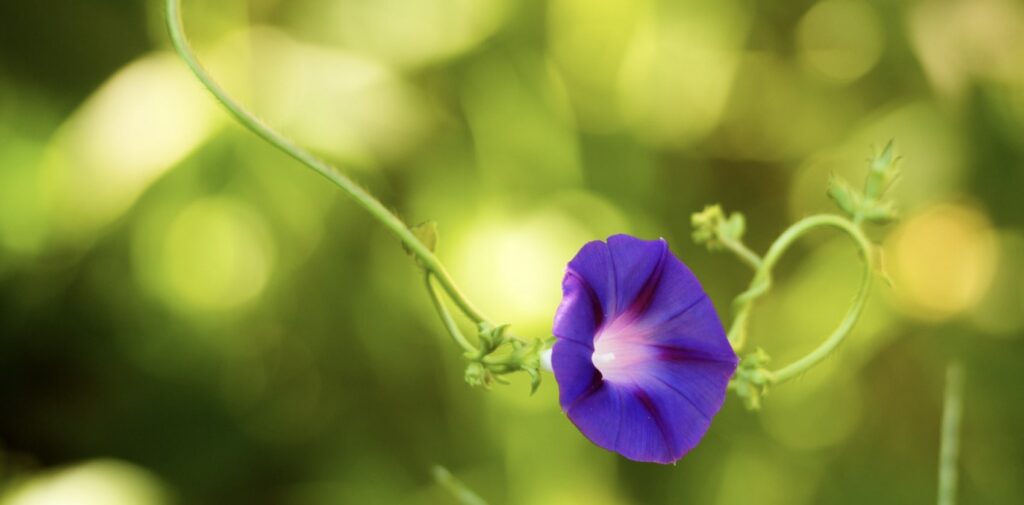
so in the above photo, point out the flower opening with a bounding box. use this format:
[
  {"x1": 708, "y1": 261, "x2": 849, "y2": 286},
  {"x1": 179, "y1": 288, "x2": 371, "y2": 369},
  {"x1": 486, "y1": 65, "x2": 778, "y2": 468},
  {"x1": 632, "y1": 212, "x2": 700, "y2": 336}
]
[{"x1": 552, "y1": 234, "x2": 737, "y2": 464}]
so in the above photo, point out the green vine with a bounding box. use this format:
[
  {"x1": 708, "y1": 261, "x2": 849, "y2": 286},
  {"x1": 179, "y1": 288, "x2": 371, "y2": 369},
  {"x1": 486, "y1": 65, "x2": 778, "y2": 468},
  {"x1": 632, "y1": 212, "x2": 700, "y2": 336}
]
[
  {"x1": 695, "y1": 142, "x2": 900, "y2": 409},
  {"x1": 164, "y1": 0, "x2": 541, "y2": 390}
]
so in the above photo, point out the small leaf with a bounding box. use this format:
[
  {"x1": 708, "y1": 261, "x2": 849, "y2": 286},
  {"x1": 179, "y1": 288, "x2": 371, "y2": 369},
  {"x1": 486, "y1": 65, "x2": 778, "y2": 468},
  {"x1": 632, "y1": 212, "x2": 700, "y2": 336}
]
[
  {"x1": 526, "y1": 367, "x2": 541, "y2": 395},
  {"x1": 477, "y1": 322, "x2": 510, "y2": 352},
  {"x1": 871, "y1": 139, "x2": 896, "y2": 174},
  {"x1": 411, "y1": 221, "x2": 438, "y2": 252},
  {"x1": 403, "y1": 221, "x2": 439, "y2": 267},
  {"x1": 724, "y1": 212, "x2": 746, "y2": 242}
]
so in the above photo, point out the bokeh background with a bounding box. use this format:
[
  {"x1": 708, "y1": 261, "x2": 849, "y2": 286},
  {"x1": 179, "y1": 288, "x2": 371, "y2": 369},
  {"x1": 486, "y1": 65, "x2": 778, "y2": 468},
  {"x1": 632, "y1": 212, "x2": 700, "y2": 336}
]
[{"x1": 2, "y1": 0, "x2": 1024, "y2": 503}]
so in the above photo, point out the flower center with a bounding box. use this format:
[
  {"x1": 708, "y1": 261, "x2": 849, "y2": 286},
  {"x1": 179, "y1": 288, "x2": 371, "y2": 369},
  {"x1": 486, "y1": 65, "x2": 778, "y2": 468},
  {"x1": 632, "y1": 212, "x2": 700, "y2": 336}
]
[{"x1": 591, "y1": 316, "x2": 655, "y2": 383}]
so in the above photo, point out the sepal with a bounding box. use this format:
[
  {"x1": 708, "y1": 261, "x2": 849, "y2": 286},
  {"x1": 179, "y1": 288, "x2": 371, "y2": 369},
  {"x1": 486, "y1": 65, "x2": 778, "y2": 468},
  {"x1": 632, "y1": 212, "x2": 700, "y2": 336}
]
[{"x1": 729, "y1": 348, "x2": 774, "y2": 411}]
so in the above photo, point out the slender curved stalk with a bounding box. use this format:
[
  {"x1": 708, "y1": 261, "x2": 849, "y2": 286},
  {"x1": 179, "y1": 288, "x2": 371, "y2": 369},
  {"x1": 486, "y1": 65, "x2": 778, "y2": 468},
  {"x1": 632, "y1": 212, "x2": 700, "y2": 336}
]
[
  {"x1": 432, "y1": 466, "x2": 489, "y2": 505},
  {"x1": 425, "y1": 272, "x2": 477, "y2": 355},
  {"x1": 164, "y1": 0, "x2": 488, "y2": 325},
  {"x1": 938, "y1": 362, "x2": 964, "y2": 505},
  {"x1": 728, "y1": 214, "x2": 874, "y2": 384},
  {"x1": 720, "y1": 235, "x2": 763, "y2": 271}
]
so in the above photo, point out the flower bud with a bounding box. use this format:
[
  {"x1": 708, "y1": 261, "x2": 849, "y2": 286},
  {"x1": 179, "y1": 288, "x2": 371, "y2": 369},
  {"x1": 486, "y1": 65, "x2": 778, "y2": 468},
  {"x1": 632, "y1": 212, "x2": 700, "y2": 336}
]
[{"x1": 691, "y1": 205, "x2": 746, "y2": 250}]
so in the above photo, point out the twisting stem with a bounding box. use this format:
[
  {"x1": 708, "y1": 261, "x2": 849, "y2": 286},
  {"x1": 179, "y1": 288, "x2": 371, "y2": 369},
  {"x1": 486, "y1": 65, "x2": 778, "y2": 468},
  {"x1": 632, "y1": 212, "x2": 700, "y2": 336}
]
[
  {"x1": 164, "y1": 0, "x2": 488, "y2": 325},
  {"x1": 938, "y1": 362, "x2": 965, "y2": 505},
  {"x1": 425, "y1": 272, "x2": 478, "y2": 355},
  {"x1": 728, "y1": 214, "x2": 874, "y2": 384}
]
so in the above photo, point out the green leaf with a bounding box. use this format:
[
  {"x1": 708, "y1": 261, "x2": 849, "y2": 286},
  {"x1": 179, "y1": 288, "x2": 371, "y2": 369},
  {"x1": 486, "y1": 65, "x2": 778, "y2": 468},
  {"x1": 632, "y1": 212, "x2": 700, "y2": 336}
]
[
  {"x1": 411, "y1": 221, "x2": 438, "y2": 252},
  {"x1": 403, "y1": 221, "x2": 439, "y2": 267},
  {"x1": 526, "y1": 367, "x2": 541, "y2": 395},
  {"x1": 725, "y1": 212, "x2": 746, "y2": 240},
  {"x1": 477, "y1": 322, "x2": 510, "y2": 352}
]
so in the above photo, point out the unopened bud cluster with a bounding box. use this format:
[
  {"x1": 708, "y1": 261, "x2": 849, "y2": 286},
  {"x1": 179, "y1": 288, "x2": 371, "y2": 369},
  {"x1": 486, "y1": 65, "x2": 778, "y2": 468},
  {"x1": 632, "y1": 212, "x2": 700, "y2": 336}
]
[
  {"x1": 828, "y1": 141, "x2": 902, "y2": 224},
  {"x1": 692, "y1": 205, "x2": 747, "y2": 251}
]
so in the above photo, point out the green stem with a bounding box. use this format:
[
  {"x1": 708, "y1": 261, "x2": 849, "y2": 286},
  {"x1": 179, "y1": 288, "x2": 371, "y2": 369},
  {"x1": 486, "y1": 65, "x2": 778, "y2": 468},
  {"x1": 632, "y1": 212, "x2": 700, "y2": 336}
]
[
  {"x1": 938, "y1": 362, "x2": 965, "y2": 505},
  {"x1": 720, "y1": 236, "x2": 763, "y2": 271},
  {"x1": 728, "y1": 214, "x2": 874, "y2": 384},
  {"x1": 432, "y1": 466, "x2": 489, "y2": 505},
  {"x1": 164, "y1": 0, "x2": 488, "y2": 325},
  {"x1": 425, "y1": 272, "x2": 478, "y2": 355}
]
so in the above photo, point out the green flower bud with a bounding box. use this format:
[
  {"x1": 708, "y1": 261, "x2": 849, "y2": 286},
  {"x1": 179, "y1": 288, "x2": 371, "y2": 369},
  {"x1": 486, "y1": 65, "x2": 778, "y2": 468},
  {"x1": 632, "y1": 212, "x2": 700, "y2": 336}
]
[
  {"x1": 691, "y1": 205, "x2": 747, "y2": 250},
  {"x1": 827, "y1": 175, "x2": 863, "y2": 217},
  {"x1": 464, "y1": 362, "x2": 491, "y2": 388},
  {"x1": 864, "y1": 140, "x2": 901, "y2": 201},
  {"x1": 730, "y1": 348, "x2": 774, "y2": 411}
]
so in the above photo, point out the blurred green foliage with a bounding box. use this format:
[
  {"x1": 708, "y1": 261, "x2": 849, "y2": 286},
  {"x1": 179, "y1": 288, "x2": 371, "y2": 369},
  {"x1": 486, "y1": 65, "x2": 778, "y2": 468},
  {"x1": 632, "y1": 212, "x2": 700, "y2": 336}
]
[{"x1": 2, "y1": 0, "x2": 1024, "y2": 503}]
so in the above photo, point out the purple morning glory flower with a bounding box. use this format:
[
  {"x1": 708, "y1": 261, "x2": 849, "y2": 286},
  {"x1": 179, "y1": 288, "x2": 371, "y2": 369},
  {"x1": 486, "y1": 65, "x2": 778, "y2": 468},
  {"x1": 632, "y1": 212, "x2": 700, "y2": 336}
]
[{"x1": 551, "y1": 234, "x2": 737, "y2": 464}]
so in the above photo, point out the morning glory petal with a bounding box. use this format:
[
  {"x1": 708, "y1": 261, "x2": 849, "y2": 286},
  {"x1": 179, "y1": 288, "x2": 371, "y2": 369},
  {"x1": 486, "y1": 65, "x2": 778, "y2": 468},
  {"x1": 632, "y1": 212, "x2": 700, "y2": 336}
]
[
  {"x1": 552, "y1": 271, "x2": 602, "y2": 347},
  {"x1": 552, "y1": 338, "x2": 601, "y2": 407},
  {"x1": 551, "y1": 234, "x2": 737, "y2": 464}
]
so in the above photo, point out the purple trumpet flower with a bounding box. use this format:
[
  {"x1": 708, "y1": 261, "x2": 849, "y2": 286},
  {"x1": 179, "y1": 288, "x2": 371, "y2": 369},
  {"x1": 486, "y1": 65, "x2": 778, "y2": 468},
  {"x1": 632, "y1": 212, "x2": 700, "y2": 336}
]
[{"x1": 552, "y1": 234, "x2": 737, "y2": 464}]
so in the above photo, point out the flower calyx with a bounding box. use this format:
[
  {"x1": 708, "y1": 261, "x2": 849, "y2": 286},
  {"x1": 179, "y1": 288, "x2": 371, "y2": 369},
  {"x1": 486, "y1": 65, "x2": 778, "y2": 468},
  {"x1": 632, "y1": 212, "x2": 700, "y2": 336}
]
[
  {"x1": 464, "y1": 322, "x2": 546, "y2": 394},
  {"x1": 729, "y1": 348, "x2": 775, "y2": 411}
]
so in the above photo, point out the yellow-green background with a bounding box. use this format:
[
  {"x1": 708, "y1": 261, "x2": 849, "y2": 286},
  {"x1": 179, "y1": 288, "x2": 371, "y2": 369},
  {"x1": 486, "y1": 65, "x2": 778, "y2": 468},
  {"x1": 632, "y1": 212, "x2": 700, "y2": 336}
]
[{"x1": 1, "y1": 0, "x2": 1023, "y2": 503}]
